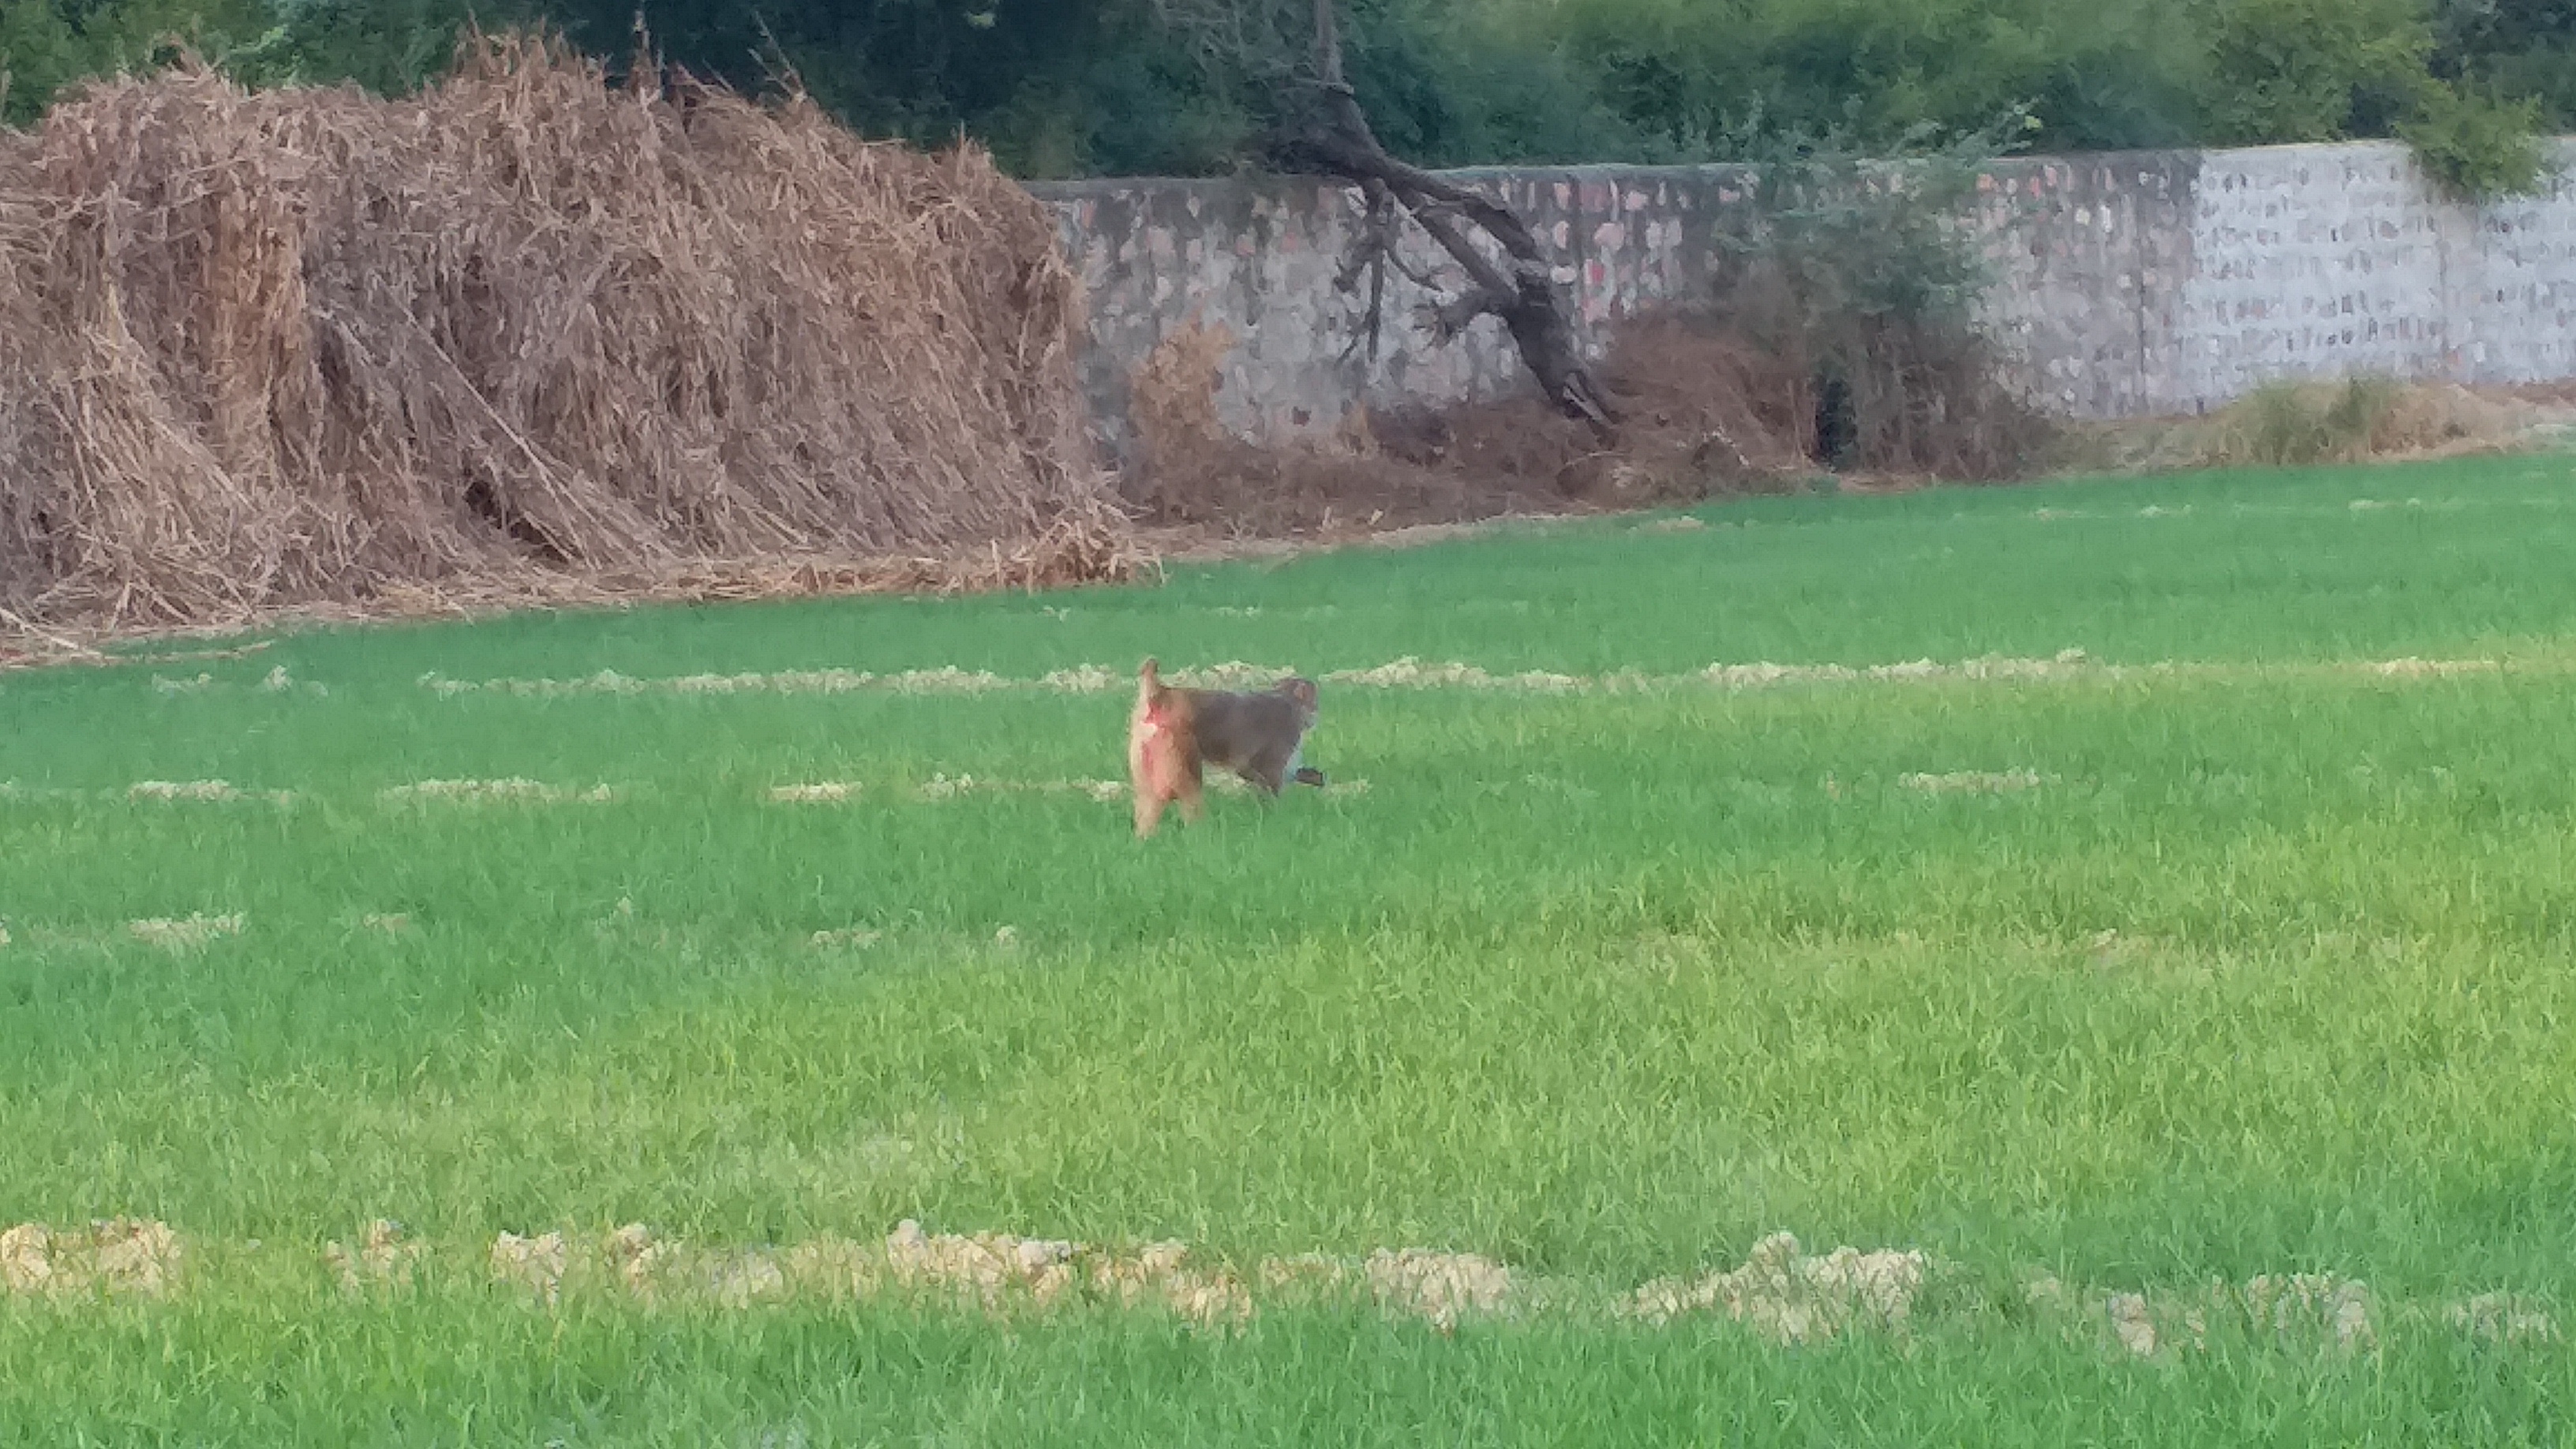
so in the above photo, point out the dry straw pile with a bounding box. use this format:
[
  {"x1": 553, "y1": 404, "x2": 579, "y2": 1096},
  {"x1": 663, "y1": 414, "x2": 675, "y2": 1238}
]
[{"x1": 0, "y1": 32, "x2": 1131, "y2": 631}]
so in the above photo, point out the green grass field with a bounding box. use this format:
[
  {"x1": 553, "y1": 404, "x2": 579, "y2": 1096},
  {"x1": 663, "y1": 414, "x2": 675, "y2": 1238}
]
[{"x1": 5, "y1": 456, "x2": 2576, "y2": 1443}]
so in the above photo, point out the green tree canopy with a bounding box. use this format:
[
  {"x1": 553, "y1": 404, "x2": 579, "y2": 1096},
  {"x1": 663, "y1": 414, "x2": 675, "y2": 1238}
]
[{"x1": 6, "y1": 0, "x2": 2571, "y2": 183}]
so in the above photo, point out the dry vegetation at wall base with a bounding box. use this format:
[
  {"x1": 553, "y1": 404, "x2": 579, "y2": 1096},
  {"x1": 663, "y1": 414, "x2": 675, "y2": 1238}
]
[
  {"x1": 1121, "y1": 306, "x2": 2574, "y2": 546},
  {"x1": 0, "y1": 32, "x2": 1135, "y2": 636},
  {"x1": 1124, "y1": 315, "x2": 1837, "y2": 539},
  {"x1": 5, "y1": 455, "x2": 2576, "y2": 1440},
  {"x1": 2080, "y1": 376, "x2": 2576, "y2": 474}
]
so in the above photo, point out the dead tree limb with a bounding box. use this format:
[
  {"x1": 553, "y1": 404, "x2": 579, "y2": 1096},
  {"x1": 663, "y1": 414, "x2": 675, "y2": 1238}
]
[{"x1": 1274, "y1": 0, "x2": 1618, "y2": 437}]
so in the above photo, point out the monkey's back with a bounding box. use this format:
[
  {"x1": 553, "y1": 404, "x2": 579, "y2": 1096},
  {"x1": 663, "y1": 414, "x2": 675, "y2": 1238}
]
[{"x1": 1189, "y1": 691, "x2": 1299, "y2": 768}]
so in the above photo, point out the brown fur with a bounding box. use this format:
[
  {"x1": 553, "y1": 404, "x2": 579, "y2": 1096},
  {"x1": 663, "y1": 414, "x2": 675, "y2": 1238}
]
[
  {"x1": 1129, "y1": 657, "x2": 1204, "y2": 838},
  {"x1": 1127, "y1": 657, "x2": 1326, "y2": 837}
]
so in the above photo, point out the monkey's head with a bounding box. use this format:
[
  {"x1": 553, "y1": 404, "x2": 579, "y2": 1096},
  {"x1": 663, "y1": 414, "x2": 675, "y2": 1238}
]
[{"x1": 1276, "y1": 676, "x2": 1318, "y2": 723}]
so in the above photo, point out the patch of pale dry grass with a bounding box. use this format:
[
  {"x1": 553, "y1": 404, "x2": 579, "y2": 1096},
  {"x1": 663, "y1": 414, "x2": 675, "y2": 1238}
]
[
  {"x1": 0, "y1": 1219, "x2": 183, "y2": 1298},
  {"x1": 1091, "y1": 1241, "x2": 1253, "y2": 1327},
  {"x1": 807, "y1": 927, "x2": 883, "y2": 950},
  {"x1": 1363, "y1": 1249, "x2": 1515, "y2": 1332},
  {"x1": 126, "y1": 913, "x2": 245, "y2": 951},
  {"x1": 422, "y1": 665, "x2": 1018, "y2": 699},
  {"x1": 127, "y1": 779, "x2": 242, "y2": 802},
  {"x1": 1631, "y1": 1231, "x2": 1925, "y2": 1342},
  {"x1": 0, "y1": 1213, "x2": 2552, "y2": 1359},
  {"x1": 1038, "y1": 664, "x2": 1125, "y2": 692},
  {"x1": 405, "y1": 648, "x2": 2573, "y2": 701},
  {"x1": 766, "y1": 782, "x2": 859, "y2": 803},
  {"x1": 914, "y1": 774, "x2": 1128, "y2": 803},
  {"x1": 908, "y1": 773, "x2": 1360, "y2": 803},
  {"x1": 2366, "y1": 657, "x2": 2501, "y2": 678},
  {"x1": 1325, "y1": 658, "x2": 1586, "y2": 691},
  {"x1": 1898, "y1": 769, "x2": 2048, "y2": 796},
  {"x1": 886, "y1": 1220, "x2": 1080, "y2": 1308},
  {"x1": 1704, "y1": 649, "x2": 2095, "y2": 689},
  {"x1": 380, "y1": 779, "x2": 616, "y2": 805},
  {"x1": 126, "y1": 779, "x2": 296, "y2": 805},
  {"x1": 489, "y1": 1231, "x2": 568, "y2": 1307}
]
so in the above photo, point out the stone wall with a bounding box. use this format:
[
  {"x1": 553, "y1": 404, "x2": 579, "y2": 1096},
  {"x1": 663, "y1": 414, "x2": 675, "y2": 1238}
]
[{"x1": 1029, "y1": 139, "x2": 2576, "y2": 459}]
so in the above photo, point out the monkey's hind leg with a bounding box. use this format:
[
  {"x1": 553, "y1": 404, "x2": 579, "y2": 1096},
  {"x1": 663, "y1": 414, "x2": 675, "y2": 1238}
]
[{"x1": 1238, "y1": 760, "x2": 1286, "y2": 799}]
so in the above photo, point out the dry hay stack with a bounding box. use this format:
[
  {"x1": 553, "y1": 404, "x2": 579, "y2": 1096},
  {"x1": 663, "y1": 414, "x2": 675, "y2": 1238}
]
[{"x1": 0, "y1": 33, "x2": 1126, "y2": 630}]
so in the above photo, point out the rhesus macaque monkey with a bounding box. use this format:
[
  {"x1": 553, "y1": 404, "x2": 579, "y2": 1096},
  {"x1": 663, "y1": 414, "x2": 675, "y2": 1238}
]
[{"x1": 1128, "y1": 657, "x2": 1327, "y2": 837}]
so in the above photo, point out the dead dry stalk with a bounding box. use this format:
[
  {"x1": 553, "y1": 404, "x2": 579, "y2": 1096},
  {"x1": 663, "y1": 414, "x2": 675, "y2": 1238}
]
[{"x1": 0, "y1": 31, "x2": 1132, "y2": 632}]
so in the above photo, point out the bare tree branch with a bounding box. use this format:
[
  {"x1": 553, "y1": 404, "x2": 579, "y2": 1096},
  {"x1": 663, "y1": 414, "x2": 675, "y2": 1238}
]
[
  {"x1": 1271, "y1": 1, "x2": 1616, "y2": 436},
  {"x1": 1142, "y1": 0, "x2": 1618, "y2": 437}
]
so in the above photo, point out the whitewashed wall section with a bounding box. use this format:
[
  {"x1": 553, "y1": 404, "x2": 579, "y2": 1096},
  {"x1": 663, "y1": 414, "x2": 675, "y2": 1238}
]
[{"x1": 1030, "y1": 138, "x2": 2576, "y2": 456}]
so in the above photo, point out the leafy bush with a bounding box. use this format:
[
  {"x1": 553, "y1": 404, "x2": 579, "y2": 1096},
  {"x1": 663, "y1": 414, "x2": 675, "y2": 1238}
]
[
  {"x1": 2400, "y1": 79, "x2": 2555, "y2": 201},
  {"x1": 1709, "y1": 118, "x2": 2056, "y2": 478},
  {"x1": 3, "y1": 0, "x2": 262, "y2": 123},
  {"x1": 2192, "y1": 0, "x2": 2430, "y2": 145}
]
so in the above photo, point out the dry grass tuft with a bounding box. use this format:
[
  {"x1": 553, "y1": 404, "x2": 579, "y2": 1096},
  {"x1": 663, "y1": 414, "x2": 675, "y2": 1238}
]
[
  {"x1": 1898, "y1": 769, "x2": 2047, "y2": 795},
  {"x1": 1, "y1": 1219, "x2": 184, "y2": 1297},
  {"x1": 0, "y1": 31, "x2": 1129, "y2": 634},
  {"x1": 2079, "y1": 376, "x2": 2562, "y2": 474},
  {"x1": 1089, "y1": 1240, "x2": 1252, "y2": 1327},
  {"x1": 1363, "y1": 1249, "x2": 1515, "y2": 1332},
  {"x1": 766, "y1": 781, "x2": 859, "y2": 803},
  {"x1": 1631, "y1": 1230, "x2": 1925, "y2": 1342},
  {"x1": 127, "y1": 779, "x2": 242, "y2": 802},
  {"x1": 324, "y1": 1219, "x2": 421, "y2": 1293},
  {"x1": 126, "y1": 912, "x2": 245, "y2": 950},
  {"x1": 2367, "y1": 657, "x2": 2500, "y2": 678},
  {"x1": 489, "y1": 1230, "x2": 568, "y2": 1306},
  {"x1": 1124, "y1": 315, "x2": 1825, "y2": 539},
  {"x1": 885, "y1": 1219, "x2": 1080, "y2": 1308},
  {"x1": 380, "y1": 778, "x2": 613, "y2": 804},
  {"x1": 807, "y1": 927, "x2": 882, "y2": 949}
]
